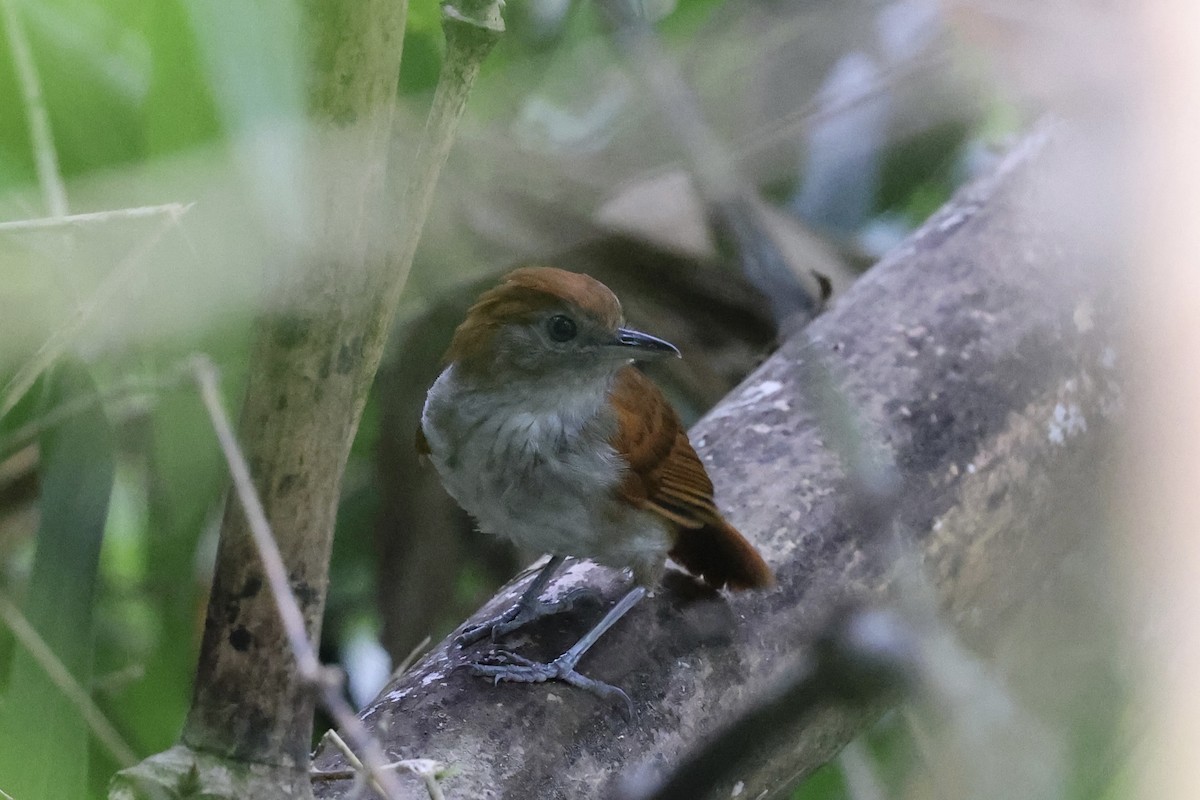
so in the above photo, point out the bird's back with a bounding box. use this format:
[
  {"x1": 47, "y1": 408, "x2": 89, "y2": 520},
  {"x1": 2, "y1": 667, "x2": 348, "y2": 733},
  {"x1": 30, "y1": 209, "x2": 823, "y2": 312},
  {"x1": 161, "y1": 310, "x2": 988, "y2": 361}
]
[{"x1": 607, "y1": 366, "x2": 773, "y2": 590}]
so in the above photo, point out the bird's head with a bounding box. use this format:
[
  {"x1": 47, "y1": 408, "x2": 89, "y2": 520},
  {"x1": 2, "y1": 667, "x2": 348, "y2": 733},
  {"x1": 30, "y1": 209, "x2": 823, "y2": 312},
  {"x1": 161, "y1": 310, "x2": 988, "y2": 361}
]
[{"x1": 444, "y1": 267, "x2": 680, "y2": 383}]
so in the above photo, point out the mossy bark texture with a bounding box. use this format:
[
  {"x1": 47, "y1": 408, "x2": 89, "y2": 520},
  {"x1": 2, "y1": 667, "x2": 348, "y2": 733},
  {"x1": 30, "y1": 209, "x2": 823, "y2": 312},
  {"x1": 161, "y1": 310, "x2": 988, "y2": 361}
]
[{"x1": 113, "y1": 0, "x2": 416, "y2": 797}]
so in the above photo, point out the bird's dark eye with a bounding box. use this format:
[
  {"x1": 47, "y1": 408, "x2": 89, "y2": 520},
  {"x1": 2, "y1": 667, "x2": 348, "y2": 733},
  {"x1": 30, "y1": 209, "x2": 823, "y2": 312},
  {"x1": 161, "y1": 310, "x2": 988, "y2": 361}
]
[{"x1": 546, "y1": 314, "x2": 577, "y2": 342}]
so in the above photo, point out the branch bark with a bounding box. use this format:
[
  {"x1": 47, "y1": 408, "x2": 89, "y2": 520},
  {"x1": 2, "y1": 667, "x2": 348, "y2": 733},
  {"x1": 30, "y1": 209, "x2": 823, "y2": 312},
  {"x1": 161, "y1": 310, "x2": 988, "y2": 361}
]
[
  {"x1": 313, "y1": 125, "x2": 1120, "y2": 799},
  {"x1": 112, "y1": 1, "x2": 503, "y2": 798},
  {"x1": 178, "y1": 0, "x2": 409, "y2": 771}
]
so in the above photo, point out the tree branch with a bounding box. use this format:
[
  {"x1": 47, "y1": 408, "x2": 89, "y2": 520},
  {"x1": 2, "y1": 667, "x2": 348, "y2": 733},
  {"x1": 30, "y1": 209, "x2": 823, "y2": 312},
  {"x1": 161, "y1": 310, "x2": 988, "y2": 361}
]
[{"x1": 313, "y1": 125, "x2": 1119, "y2": 799}]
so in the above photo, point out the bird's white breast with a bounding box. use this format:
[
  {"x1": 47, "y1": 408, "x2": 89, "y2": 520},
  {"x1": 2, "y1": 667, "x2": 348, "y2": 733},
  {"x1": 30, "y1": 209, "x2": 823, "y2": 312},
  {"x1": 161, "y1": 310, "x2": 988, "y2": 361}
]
[{"x1": 420, "y1": 364, "x2": 669, "y2": 576}]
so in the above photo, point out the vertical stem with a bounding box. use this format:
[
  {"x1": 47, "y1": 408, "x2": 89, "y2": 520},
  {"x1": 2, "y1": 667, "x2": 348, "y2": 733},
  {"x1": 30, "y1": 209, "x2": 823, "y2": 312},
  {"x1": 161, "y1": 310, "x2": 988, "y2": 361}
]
[
  {"x1": 191, "y1": 359, "x2": 405, "y2": 798},
  {"x1": 0, "y1": 0, "x2": 68, "y2": 218},
  {"x1": 180, "y1": 0, "x2": 411, "y2": 769},
  {"x1": 382, "y1": 0, "x2": 505, "y2": 317},
  {"x1": 178, "y1": 0, "x2": 504, "y2": 777}
]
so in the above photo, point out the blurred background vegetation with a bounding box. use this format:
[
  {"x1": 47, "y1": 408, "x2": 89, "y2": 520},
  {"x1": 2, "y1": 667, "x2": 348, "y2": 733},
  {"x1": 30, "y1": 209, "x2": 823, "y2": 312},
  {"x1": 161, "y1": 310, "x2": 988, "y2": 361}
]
[{"x1": 1, "y1": 0, "x2": 1132, "y2": 798}]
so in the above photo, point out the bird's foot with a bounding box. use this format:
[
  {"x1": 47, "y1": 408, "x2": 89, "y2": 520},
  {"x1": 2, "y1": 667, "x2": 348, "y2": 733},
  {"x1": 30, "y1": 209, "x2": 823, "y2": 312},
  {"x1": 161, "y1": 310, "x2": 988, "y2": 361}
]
[
  {"x1": 455, "y1": 588, "x2": 605, "y2": 646},
  {"x1": 463, "y1": 649, "x2": 633, "y2": 719}
]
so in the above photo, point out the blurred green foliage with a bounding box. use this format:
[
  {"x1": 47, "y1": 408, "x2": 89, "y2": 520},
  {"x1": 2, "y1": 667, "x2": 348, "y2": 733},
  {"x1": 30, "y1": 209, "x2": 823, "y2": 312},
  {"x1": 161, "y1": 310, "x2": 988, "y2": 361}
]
[{"x1": 0, "y1": 364, "x2": 113, "y2": 800}]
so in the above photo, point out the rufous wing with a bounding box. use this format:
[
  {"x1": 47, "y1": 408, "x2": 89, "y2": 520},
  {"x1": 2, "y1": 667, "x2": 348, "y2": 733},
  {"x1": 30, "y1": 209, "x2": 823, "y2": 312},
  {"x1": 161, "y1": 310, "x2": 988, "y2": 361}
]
[{"x1": 610, "y1": 366, "x2": 773, "y2": 590}]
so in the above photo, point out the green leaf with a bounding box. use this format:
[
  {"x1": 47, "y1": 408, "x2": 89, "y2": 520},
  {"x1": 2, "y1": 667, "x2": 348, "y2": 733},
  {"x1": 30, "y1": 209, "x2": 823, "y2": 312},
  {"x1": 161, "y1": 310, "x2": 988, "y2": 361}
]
[
  {"x1": 14, "y1": 0, "x2": 146, "y2": 177},
  {"x1": 0, "y1": 360, "x2": 115, "y2": 800},
  {"x1": 103, "y1": 380, "x2": 225, "y2": 755},
  {"x1": 184, "y1": 0, "x2": 305, "y2": 135},
  {"x1": 138, "y1": 0, "x2": 224, "y2": 156}
]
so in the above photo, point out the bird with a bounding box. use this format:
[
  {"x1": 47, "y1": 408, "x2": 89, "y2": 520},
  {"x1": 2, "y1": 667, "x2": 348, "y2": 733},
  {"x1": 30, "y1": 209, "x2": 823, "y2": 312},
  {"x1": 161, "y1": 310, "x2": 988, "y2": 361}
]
[{"x1": 418, "y1": 266, "x2": 773, "y2": 709}]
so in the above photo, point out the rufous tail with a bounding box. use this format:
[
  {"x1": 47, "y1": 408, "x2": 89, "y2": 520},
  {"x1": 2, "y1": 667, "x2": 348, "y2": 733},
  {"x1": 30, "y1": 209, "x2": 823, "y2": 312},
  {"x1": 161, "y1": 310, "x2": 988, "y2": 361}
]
[{"x1": 668, "y1": 518, "x2": 773, "y2": 591}]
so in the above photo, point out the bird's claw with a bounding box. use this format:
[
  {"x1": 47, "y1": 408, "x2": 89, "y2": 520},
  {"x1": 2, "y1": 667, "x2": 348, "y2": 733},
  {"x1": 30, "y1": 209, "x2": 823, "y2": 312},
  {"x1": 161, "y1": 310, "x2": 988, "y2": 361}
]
[
  {"x1": 456, "y1": 606, "x2": 522, "y2": 646},
  {"x1": 461, "y1": 650, "x2": 633, "y2": 719},
  {"x1": 455, "y1": 588, "x2": 606, "y2": 647}
]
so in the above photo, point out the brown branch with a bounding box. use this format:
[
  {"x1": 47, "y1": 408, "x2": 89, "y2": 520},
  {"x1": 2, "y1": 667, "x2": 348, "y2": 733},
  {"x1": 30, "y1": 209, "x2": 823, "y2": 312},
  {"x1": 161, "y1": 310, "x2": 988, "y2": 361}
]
[{"x1": 313, "y1": 126, "x2": 1119, "y2": 799}]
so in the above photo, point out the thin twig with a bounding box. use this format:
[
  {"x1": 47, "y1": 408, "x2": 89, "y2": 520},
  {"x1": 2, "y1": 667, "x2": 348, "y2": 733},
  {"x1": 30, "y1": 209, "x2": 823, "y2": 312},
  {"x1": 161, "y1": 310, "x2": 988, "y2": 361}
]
[
  {"x1": 0, "y1": 210, "x2": 180, "y2": 423},
  {"x1": 391, "y1": 634, "x2": 432, "y2": 679},
  {"x1": 900, "y1": 706, "x2": 954, "y2": 800},
  {"x1": 1, "y1": 392, "x2": 150, "y2": 461},
  {"x1": 594, "y1": 0, "x2": 737, "y2": 199},
  {"x1": 0, "y1": 0, "x2": 67, "y2": 218},
  {"x1": 325, "y1": 729, "x2": 387, "y2": 798},
  {"x1": 607, "y1": 39, "x2": 954, "y2": 209},
  {"x1": 311, "y1": 757, "x2": 447, "y2": 782},
  {"x1": 594, "y1": 0, "x2": 825, "y2": 326},
  {"x1": 838, "y1": 738, "x2": 889, "y2": 800},
  {"x1": 0, "y1": 361, "x2": 194, "y2": 462},
  {"x1": 0, "y1": 203, "x2": 193, "y2": 234},
  {"x1": 0, "y1": 592, "x2": 138, "y2": 767},
  {"x1": 383, "y1": 0, "x2": 504, "y2": 316},
  {"x1": 412, "y1": 760, "x2": 449, "y2": 800},
  {"x1": 732, "y1": 49, "x2": 955, "y2": 166},
  {"x1": 315, "y1": 733, "x2": 447, "y2": 800},
  {"x1": 190, "y1": 356, "x2": 406, "y2": 800},
  {"x1": 0, "y1": 785, "x2": 13, "y2": 800}
]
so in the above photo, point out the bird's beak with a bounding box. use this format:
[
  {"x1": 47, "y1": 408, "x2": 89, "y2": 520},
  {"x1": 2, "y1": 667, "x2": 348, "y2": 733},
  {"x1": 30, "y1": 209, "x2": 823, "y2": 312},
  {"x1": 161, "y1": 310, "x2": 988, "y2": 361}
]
[{"x1": 610, "y1": 327, "x2": 681, "y2": 360}]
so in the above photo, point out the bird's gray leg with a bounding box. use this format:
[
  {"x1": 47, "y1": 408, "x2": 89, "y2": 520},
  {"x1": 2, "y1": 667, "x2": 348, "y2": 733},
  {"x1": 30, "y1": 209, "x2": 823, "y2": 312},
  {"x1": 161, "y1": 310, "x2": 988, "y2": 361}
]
[
  {"x1": 465, "y1": 586, "x2": 647, "y2": 717},
  {"x1": 456, "y1": 556, "x2": 603, "y2": 645}
]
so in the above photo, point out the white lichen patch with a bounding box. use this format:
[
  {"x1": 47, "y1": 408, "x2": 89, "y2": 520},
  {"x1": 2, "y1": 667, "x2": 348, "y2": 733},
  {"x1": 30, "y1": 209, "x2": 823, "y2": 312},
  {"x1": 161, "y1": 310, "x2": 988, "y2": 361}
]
[
  {"x1": 1047, "y1": 402, "x2": 1087, "y2": 444},
  {"x1": 707, "y1": 380, "x2": 785, "y2": 420},
  {"x1": 380, "y1": 686, "x2": 412, "y2": 706},
  {"x1": 542, "y1": 560, "x2": 600, "y2": 602},
  {"x1": 1073, "y1": 300, "x2": 1095, "y2": 333},
  {"x1": 750, "y1": 424, "x2": 773, "y2": 435},
  {"x1": 743, "y1": 380, "x2": 784, "y2": 403},
  {"x1": 936, "y1": 209, "x2": 968, "y2": 232}
]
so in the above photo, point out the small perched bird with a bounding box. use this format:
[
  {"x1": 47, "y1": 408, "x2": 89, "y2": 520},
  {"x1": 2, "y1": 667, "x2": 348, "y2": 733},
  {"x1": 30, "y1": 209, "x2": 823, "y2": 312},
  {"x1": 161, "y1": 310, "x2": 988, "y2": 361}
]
[{"x1": 419, "y1": 267, "x2": 773, "y2": 707}]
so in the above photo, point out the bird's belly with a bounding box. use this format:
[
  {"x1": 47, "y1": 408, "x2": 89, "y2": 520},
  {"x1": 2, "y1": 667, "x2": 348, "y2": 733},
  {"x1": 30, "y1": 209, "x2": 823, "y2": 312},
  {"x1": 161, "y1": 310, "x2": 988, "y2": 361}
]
[
  {"x1": 422, "y1": 368, "x2": 671, "y2": 578},
  {"x1": 428, "y1": 427, "x2": 669, "y2": 572},
  {"x1": 435, "y1": 439, "x2": 613, "y2": 548}
]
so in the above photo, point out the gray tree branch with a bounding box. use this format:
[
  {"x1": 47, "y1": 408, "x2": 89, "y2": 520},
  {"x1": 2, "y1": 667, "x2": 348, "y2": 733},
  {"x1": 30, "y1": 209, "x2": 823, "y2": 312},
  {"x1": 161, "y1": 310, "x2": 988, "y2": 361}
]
[{"x1": 313, "y1": 126, "x2": 1119, "y2": 799}]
